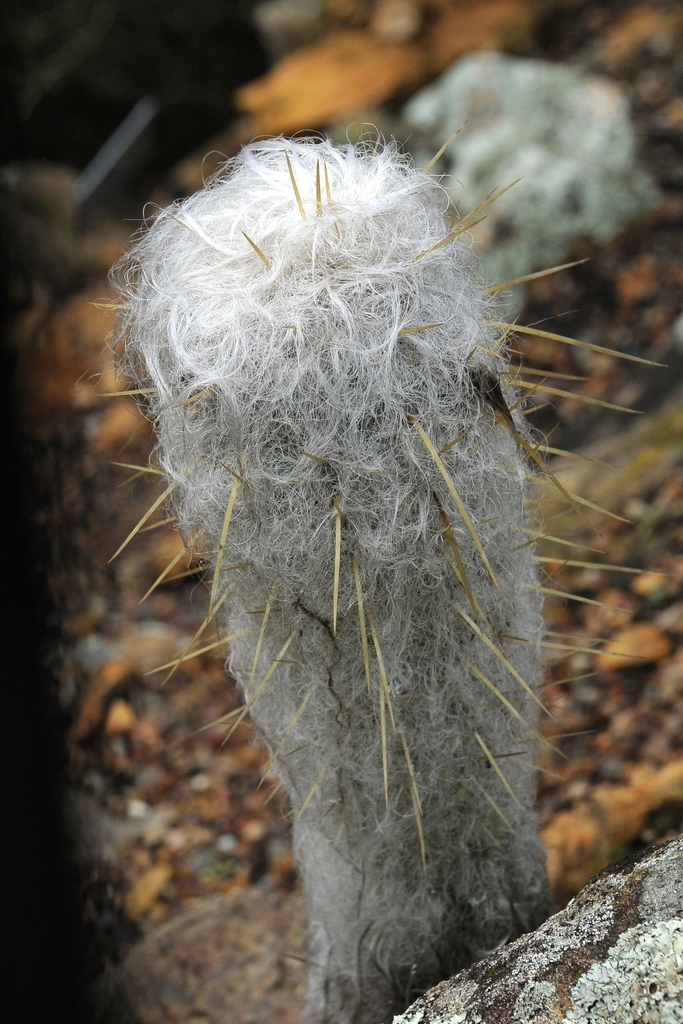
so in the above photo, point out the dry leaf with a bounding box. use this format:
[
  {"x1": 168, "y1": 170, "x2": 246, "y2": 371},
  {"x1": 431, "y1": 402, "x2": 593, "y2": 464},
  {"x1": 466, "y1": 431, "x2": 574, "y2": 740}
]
[
  {"x1": 104, "y1": 698, "x2": 137, "y2": 736},
  {"x1": 240, "y1": 818, "x2": 269, "y2": 844},
  {"x1": 595, "y1": 621, "x2": 672, "y2": 672},
  {"x1": 630, "y1": 571, "x2": 668, "y2": 596},
  {"x1": 235, "y1": 30, "x2": 427, "y2": 136},
  {"x1": 15, "y1": 287, "x2": 117, "y2": 440},
  {"x1": 583, "y1": 588, "x2": 635, "y2": 635},
  {"x1": 70, "y1": 657, "x2": 136, "y2": 743},
  {"x1": 602, "y1": 4, "x2": 683, "y2": 64},
  {"x1": 657, "y1": 96, "x2": 683, "y2": 133},
  {"x1": 234, "y1": 1, "x2": 532, "y2": 137},
  {"x1": 124, "y1": 863, "x2": 173, "y2": 920},
  {"x1": 615, "y1": 253, "x2": 658, "y2": 306},
  {"x1": 119, "y1": 625, "x2": 196, "y2": 677},
  {"x1": 426, "y1": 0, "x2": 532, "y2": 70},
  {"x1": 130, "y1": 717, "x2": 164, "y2": 755},
  {"x1": 543, "y1": 757, "x2": 683, "y2": 904}
]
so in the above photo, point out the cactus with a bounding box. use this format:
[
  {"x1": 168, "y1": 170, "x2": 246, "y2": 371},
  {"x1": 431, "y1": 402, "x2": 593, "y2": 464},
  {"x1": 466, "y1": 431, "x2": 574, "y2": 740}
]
[{"x1": 112, "y1": 136, "x2": 555, "y2": 1024}]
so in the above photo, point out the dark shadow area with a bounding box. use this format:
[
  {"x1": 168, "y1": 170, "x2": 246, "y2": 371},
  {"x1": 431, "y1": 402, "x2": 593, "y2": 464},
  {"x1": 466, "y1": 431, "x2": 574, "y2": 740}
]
[
  {"x1": 0, "y1": 251, "x2": 90, "y2": 1023},
  {"x1": 0, "y1": 0, "x2": 266, "y2": 180}
]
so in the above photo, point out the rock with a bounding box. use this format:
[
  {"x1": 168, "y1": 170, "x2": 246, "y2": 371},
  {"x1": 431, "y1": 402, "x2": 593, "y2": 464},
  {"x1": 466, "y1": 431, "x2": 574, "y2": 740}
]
[
  {"x1": 403, "y1": 53, "x2": 660, "y2": 294},
  {"x1": 252, "y1": 0, "x2": 324, "y2": 61},
  {"x1": 90, "y1": 888, "x2": 307, "y2": 1024},
  {"x1": 370, "y1": 0, "x2": 422, "y2": 44},
  {"x1": 392, "y1": 836, "x2": 683, "y2": 1023}
]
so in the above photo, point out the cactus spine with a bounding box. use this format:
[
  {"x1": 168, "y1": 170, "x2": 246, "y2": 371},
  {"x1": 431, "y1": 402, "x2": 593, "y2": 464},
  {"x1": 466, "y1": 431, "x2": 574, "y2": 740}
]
[{"x1": 113, "y1": 137, "x2": 552, "y2": 1024}]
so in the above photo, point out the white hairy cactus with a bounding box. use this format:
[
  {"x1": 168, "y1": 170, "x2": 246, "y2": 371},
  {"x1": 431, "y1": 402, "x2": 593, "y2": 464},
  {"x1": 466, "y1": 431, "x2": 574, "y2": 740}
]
[{"x1": 112, "y1": 137, "x2": 552, "y2": 1024}]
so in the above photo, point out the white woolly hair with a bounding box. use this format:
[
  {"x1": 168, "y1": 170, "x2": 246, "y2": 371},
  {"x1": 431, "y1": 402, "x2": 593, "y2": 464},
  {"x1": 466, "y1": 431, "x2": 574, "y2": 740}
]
[{"x1": 113, "y1": 136, "x2": 551, "y2": 1024}]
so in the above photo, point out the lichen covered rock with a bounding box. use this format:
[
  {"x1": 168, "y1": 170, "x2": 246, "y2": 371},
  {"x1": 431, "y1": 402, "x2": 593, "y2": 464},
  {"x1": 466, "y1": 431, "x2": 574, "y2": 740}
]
[
  {"x1": 392, "y1": 836, "x2": 683, "y2": 1023},
  {"x1": 404, "y1": 53, "x2": 660, "y2": 291}
]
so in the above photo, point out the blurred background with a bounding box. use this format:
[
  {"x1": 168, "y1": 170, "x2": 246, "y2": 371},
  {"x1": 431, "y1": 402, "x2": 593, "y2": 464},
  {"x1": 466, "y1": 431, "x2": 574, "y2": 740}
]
[{"x1": 2, "y1": 2, "x2": 683, "y2": 1023}]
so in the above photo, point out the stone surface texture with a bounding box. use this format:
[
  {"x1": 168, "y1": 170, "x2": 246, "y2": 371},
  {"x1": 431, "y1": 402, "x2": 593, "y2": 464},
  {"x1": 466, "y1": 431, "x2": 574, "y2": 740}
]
[
  {"x1": 391, "y1": 836, "x2": 683, "y2": 1024},
  {"x1": 404, "y1": 52, "x2": 660, "y2": 289},
  {"x1": 90, "y1": 888, "x2": 308, "y2": 1024}
]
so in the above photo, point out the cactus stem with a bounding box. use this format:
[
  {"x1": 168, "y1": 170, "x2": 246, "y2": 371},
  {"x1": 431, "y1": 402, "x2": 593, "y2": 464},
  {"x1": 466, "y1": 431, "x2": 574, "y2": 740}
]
[
  {"x1": 296, "y1": 764, "x2": 329, "y2": 822},
  {"x1": 438, "y1": 425, "x2": 474, "y2": 455},
  {"x1": 209, "y1": 475, "x2": 240, "y2": 610},
  {"x1": 472, "y1": 777, "x2": 518, "y2": 836},
  {"x1": 474, "y1": 730, "x2": 522, "y2": 809},
  {"x1": 263, "y1": 687, "x2": 315, "y2": 779},
  {"x1": 225, "y1": 629, "x2": 298, "y2": 742},
  {"x1": 411, "y1": 418, "x2": 500, "y2": 590},
  {"x1": 111, "y1": 138, "x2": 557, "y2": 1020},
  {"x1": 249, "y1": 583, "x2": 278, "y2": 685},
  {"x1": 399, "y1": 730, "x2": 427, "y2": 870},
  {"x1": 352, "y1": 555, "x2": 372, "y2": 696},
  {"x1": 454, "y1": 604, "x2": 549, "y2": 715}
]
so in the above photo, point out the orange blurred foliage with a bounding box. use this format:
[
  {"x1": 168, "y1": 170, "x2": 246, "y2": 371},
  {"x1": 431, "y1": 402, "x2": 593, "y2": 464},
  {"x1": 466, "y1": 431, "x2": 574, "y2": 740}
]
[
  {"x1": 543, "y1": 757, "x2": 683, "y2": 905},
  {"x1": 235, "y1": 0, "x2": 532, "y2": 136}
]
